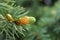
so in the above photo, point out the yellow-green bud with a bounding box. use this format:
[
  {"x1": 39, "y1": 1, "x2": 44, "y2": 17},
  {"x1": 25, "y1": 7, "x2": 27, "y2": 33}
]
[{"x1": 29, "y1": 17, "x2": 36, "y2": 24}]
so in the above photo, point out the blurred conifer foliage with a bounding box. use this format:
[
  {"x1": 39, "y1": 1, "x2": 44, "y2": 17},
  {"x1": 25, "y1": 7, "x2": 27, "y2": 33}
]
[
  {"x1": 0, "y1": 0, "x2": 31, "y2": 40},
  {"x1": 0, "y1": 0, "x2": 60, "y2": 40}
]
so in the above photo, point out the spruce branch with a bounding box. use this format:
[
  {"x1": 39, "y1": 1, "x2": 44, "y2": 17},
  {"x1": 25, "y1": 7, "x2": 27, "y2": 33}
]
[{"x1": 0, "y1": 2, "x2": 29, "y2": 40}]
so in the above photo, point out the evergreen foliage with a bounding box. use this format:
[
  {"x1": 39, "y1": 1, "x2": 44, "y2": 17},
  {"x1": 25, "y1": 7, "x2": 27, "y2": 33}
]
[
  {"x1": 0, "y1": 1, "x2": 29, "y2": 40},
  {"x1": 0, "y1": 0, "x2": 60, "y2": 40}
]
